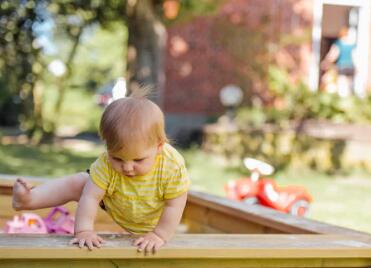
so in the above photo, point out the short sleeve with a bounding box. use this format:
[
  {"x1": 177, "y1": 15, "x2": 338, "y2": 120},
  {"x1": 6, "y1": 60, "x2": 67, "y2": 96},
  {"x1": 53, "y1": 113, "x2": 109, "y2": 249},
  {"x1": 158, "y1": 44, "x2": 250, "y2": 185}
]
[
  {"x1": 163, "y1": 164, "x2": 190, "y2": 200},
  {"x1": 89, "y1": 153, "x2": 111, "y2": 192},
  {"x1": 334, "y1": 40, "x2": 340, "y2": 48}
]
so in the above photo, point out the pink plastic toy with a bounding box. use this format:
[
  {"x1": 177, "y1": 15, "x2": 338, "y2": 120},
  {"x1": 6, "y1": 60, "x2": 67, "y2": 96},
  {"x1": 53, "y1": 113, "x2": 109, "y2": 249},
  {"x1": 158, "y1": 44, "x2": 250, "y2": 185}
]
[
  {"x1": 5, "y1": 213, "x2": 48, "y2": 234},
  {"x1": 43, "y1": 206, "x2": 75, "y2": 234},
  {"x1": 4, "y1": 206, "x2": 74, "y2": 234}
]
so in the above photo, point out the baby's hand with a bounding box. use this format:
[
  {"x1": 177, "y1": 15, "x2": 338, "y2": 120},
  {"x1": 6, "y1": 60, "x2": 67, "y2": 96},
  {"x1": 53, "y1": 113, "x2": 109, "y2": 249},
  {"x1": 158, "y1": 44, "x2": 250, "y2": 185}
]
[
  {"x1": 69, "y1": 230, "x2": 105, "y2": 250},
  {"x1": 133, "y1": 232, "x2": 165, "y2": 254}
]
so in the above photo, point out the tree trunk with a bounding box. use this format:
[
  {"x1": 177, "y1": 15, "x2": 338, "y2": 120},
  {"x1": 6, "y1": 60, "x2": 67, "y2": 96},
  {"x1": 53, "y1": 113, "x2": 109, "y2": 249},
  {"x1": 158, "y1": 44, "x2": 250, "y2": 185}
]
[
  {"x1": 51, "y1": 26, "x2": 83, "y2": 134},
  {"x1": 126, "y1": 0, "x2": 166, "y2": 107}
]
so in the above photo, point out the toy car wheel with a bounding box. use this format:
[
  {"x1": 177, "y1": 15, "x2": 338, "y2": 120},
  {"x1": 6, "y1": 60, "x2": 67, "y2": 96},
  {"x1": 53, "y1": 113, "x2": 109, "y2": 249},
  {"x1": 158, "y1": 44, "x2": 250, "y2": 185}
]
[
  {"x1": 243, "y1": 197, "x2": 259, "y2": 205},
  {"x1": 289, "y1": 199, "x2": 310, "y2": 217}
]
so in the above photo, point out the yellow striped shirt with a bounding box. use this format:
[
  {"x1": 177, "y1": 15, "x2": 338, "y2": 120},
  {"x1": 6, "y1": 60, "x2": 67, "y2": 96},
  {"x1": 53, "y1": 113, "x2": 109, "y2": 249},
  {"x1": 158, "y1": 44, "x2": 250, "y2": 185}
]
[{"x1": 89, "y1": 143, "x2": 190, "y2": 234}]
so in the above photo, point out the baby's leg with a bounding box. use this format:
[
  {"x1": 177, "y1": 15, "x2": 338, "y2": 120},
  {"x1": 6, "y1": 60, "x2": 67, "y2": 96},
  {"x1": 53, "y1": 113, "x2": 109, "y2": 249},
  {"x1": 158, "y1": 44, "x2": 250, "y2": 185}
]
[{"x1": 12, "y1": 172, "x2": 89, "y2": 211}]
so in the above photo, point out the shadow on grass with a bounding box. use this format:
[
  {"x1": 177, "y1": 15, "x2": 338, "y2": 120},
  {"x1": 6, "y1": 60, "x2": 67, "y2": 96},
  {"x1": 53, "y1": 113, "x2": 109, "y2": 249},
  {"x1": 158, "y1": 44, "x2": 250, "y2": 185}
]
[{"x1": 0, "y1": 143, "x2": 99, "y2": 178}]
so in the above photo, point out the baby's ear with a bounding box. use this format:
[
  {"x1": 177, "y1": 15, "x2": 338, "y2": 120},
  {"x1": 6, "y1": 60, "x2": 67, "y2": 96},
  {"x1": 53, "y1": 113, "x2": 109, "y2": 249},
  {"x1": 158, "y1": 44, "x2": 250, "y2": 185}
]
[{"x1": 157, "y1": 142, "x2": 164, "y2": 152}]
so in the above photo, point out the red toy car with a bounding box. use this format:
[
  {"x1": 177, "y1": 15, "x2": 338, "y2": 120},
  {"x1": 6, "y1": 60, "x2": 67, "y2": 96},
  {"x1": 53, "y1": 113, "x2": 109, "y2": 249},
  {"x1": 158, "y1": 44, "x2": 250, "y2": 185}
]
[{"x1": 224, "y1": 158, "x2": 312, "y2": 216}]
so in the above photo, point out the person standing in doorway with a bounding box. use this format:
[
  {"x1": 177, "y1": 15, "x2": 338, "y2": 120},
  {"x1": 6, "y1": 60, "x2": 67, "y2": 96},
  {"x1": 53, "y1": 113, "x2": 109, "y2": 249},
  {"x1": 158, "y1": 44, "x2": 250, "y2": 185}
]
[{"x1": 321, "y1": 26, "x2": 357, "y2": 97}]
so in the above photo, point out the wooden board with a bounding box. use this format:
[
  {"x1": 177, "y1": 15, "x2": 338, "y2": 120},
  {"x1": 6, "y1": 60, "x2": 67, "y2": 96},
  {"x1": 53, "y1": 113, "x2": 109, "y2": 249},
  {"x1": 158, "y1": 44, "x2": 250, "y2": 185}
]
[
  {"x1": 186, "y1": 190, "x2": 370, "y2": 236},
  {"x1": 1, "y1": 234, "x2": 371, "y2": 267}
]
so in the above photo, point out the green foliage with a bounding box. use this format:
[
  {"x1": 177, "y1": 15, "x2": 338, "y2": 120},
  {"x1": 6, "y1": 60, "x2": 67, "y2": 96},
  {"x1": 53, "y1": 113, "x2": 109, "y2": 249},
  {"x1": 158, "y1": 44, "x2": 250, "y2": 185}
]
[
  {"x1": 0, "y1": 0, "x2": 44, "y2": 127},
  {"x1": 42, "y1": 86, "x2": 102, "y2": 133},
  {"x1": 204, "y1": 65, "x2": 371, "y2": 173},
  {"x1": 38, "y1": 22, "x2": 126, "y2": 134},
  {"x1": 237, "y1": 66, "x2": 371, "y2": 126},
  {"x1": 169, "y1": 0, "x2": 224, "y2": 24},
  {"x1": 0, "y1": 0, "x2": 127, "y2": 138},
  {"x1": 70, "y1": 22, "x2": 127, "y2": 92},
  {"x1": 48, "y1": 0, "x2": 126, "y2": 27},
  {"x1": 180, "y1": 0, "x2": 221, "y2": 13}
]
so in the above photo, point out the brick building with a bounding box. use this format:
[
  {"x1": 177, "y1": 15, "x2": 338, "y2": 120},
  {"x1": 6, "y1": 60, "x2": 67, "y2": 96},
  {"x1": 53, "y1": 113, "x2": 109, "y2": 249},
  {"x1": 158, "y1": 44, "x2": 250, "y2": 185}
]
[{"x1": 163, "y1": 0, "x2": 371, "y2": 140}]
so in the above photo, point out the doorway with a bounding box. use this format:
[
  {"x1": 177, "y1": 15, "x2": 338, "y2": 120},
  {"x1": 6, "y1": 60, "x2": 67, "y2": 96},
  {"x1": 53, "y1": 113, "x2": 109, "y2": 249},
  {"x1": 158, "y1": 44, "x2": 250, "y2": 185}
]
[{"x1": 309, "y1": 0, "x2": 370, "y2": 97}]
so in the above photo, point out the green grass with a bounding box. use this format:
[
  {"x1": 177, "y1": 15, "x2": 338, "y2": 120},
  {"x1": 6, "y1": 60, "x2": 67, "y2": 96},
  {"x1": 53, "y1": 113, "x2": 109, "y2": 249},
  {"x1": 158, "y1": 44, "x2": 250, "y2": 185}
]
[
  {"x1": 0, "y1": 143, "x2": 101, "y2": 177},
  {"x1": 276, "y1": 169, "x2": 371, "y2": 234}
]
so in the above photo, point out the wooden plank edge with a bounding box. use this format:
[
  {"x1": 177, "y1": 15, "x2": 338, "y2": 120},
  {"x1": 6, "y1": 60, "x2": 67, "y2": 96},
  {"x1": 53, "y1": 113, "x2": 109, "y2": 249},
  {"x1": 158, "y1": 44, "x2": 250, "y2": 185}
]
[
  {"x1": 188, "y1": 191, "x2": 371, "y2": 238},
  {"x1": 1, "y1": 248, "x2": 371, "y2": 259},
  {"x1": 1, "y1": 234, "x2": 371, "y2": 259}
]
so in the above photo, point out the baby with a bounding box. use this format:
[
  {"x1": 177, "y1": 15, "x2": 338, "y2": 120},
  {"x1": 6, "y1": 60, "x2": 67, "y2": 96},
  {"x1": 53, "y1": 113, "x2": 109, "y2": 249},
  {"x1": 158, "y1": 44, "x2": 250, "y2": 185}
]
[{"x1": 12, "y1": 88, "x2": 190, "y2": 253}]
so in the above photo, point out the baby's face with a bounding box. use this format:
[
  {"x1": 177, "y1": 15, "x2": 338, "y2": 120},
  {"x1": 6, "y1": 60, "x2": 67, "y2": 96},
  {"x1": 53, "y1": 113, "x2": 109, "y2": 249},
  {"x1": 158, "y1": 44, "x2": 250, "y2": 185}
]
[{"x1": 107, "y1": 144, "x2": 162, "y2": 177}]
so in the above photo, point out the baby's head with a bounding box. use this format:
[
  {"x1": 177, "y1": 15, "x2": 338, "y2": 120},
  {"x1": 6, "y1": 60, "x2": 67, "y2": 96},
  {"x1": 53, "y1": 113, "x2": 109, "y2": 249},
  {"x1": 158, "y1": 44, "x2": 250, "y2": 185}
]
[{"x1": 99, "y1": 90, "x2": 168, "y2": 176}]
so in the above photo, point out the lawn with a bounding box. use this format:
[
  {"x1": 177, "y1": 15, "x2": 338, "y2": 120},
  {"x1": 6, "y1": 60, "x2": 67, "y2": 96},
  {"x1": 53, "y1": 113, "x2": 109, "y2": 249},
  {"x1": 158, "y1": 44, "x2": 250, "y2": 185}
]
[
  {"x1": 0, "y1": 142, "x2": 101, "y2": 177},
  {"x1": 0, "y1": 140, "x2": 370, "y2": 234}
]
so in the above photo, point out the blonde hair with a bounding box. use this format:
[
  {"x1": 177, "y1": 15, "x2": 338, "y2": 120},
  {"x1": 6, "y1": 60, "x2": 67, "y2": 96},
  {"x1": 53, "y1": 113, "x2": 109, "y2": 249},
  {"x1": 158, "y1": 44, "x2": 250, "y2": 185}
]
[{"x1": 99, "y1": 87, "x2": 168, "y2": 154}]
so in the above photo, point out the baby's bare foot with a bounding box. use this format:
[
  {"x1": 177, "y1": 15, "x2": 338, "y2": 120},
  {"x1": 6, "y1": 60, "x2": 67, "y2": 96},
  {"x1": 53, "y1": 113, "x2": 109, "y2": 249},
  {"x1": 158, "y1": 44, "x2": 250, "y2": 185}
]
[{"x1": 12, "y1": 178, "x2": 33, "y2": 210}]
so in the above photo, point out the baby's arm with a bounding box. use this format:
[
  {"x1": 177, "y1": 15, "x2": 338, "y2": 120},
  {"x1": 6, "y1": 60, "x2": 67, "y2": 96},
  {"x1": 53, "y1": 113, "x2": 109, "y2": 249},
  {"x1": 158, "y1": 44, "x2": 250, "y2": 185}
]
[
  {"x1": 133, "y1": 191, "x2": 187, "y2": 253},
  {"x1": 69, "y1": 179, "x2": 105, "y2": 250}
]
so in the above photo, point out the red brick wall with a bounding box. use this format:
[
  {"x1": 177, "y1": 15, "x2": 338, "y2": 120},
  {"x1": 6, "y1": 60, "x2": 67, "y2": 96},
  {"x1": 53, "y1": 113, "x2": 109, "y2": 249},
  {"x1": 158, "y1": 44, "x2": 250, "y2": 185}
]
[{"x1": 164, "y1": 0, "x2": 313, "y2": 115}]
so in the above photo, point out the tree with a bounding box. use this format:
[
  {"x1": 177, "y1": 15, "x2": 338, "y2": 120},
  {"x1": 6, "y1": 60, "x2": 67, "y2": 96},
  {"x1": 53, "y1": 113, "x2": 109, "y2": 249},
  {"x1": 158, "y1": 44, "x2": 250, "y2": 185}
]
[
  {"x1": 47, "y1": 0, "x2": 126, "y2": 134},
  {"x1": 124, "y1": 0, "x2": 221, "y2": 105},
  {"x1": 126, "y1": 0, "x2": 167, "y2": 105},
  {"x1": 0, "y1": 0, "x2": 126, "y2": 140},
  {"x1": 0, "y1": 0, "x2": 218, "y2": 140},
  {"x1": 0, "y1": 0, "x2": 45, "y2": 132}
]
